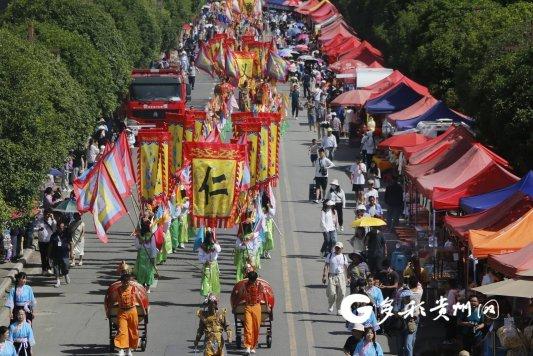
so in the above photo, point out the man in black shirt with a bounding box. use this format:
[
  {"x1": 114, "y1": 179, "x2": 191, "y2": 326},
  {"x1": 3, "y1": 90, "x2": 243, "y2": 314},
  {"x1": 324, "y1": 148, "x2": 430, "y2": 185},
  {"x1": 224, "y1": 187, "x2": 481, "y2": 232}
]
[
  {"x1": 366, "y1": 228, "x2": 387, "y2": 274},
  {"x1": 384, "y1": 178, "x2": 404, "y2": 230},
  {"x1": 343, "y1": 323, "x2": 365, "y2": 355},
  {"x1": 378, "y1": 260, "x2": 399, "y2": 300}
]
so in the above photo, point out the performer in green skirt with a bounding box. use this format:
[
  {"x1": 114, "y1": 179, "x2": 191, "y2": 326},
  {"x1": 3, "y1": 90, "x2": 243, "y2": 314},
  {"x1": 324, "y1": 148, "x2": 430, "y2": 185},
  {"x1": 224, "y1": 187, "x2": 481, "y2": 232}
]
[
  {"x1": 261, "y1": 203, "x2": 276, "y2": 259},
  {"x1": 198, "y1": 229, "x2": 221, "y2": 296},
  {"x1": 133, "y1": 215, "x2": 158, "y2": 293}
]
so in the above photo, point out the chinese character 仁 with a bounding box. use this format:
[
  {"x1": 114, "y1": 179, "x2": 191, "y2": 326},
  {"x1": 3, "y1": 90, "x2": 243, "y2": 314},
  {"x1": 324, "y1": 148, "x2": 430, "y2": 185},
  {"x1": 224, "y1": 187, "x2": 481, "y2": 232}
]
[{"x1": 199, "y1": 166, "x2": 229, "y2": 205}]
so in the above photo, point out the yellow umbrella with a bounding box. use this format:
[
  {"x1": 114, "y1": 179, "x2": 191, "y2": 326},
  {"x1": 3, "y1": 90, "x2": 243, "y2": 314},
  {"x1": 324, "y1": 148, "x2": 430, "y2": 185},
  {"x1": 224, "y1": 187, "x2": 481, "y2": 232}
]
[{"x1": 351, "y1": 216, "x2": 387, "y2": 228}]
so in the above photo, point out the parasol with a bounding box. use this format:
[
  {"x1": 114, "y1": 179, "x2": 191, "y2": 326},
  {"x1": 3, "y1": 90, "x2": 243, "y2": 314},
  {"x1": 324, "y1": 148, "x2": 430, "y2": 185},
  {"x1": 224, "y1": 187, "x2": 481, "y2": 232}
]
[
  {"x1": 330, "y1": 89, "x2": 372, "y2": 107},
  {"x1": 351, "y1": 216, "x2": 386, "y2": 228},
  {"x1": 53, "y1": 199, "x2": 79, "y2": 214}
]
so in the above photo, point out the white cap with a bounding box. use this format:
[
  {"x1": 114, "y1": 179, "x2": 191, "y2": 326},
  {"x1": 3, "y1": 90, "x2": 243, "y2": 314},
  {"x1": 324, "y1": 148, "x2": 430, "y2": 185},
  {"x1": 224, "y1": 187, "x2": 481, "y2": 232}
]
[
  {"x1": 352, "y1": 323, "x2": 365, "y2": 332},
  {"x1": 334, "y1": 241, "x2": 344, "y2": 249},
  {"x1": 330, "y1": 179, "x2": 339, "y2": 186},
  {"x1": 356, "y1": 204, "x2": 366, "y2": 211}
]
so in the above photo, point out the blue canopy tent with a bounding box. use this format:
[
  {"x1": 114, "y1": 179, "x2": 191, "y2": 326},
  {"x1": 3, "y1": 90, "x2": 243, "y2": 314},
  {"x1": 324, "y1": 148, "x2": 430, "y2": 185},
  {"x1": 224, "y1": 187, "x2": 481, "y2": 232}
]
[
  {"x1": 266, "y1": 0, "x2": 291, "y2": 9},
  {"x1": 395, "y1": 101, "x2": 472, "y2": 130},
  {"x1": 365, "y1": 82, "x2": 424, "y2": 114},
  {"x1": 460, "y1": 171, "x2": 533, "y2": 213}
]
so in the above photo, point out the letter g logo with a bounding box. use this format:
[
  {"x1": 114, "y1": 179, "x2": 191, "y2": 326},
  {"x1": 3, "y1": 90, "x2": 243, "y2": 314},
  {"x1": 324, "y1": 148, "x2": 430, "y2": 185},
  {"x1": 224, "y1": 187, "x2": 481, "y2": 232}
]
[{"x1": 339, "y1": 294, "x2": 373, "y2": 324}]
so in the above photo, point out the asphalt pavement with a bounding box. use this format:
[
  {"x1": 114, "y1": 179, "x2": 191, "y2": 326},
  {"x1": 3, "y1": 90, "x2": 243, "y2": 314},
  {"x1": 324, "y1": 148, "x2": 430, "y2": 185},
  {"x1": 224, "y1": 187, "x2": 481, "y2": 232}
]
[{"x1": 25, "y1": 72, "x2": 398, "y2": 355}]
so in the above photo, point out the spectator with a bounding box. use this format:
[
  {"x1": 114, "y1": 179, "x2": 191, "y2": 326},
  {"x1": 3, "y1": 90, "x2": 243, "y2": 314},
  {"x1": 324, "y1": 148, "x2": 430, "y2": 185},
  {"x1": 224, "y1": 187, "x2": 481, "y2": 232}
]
[
  {"x1": 361, "y1": 131, "x2": 376, "y2": 168},
  {"x1": 368, "y1": 161, "x2": 381, "y2": 190},
  {"x1": 384, "y1": 178, "x2": 404, "y2": 230},
  {"x1": 308, "y1": 138, "x2": 320, "y2": 166},
  {"x1": 366, "y1": 228, "x2": 387, "y2": 274},
  {"x1": 354, "y1": 327, "x2": 384, "y2": 356},
  {"x1": 68, "y1": 213, "x2": 85, "y2": 267},
  {"x1": 305, "y1": 96, "x2": 316, "y2": 132},
  {"x1": 343, "y1": 324, "x2": 365, "y2": 355},
  {"x1": 378, "y1": 260, "x2": 399, "y2": 300},
  {"x1": 444, "y1": 279, "x2": 460, "y2": 344},
  {"x1": 330, "y1": 112, "x2": 341, "y2": 145},
  {"x1": 350, "y1": 158, "x2": 366, "y2": 194},
  {"x1": 366, "y1": 196, "x2": 383, "y2": 219},
  {"x1": 313, "y1": 148, "x2": 335, "y2": 203},
  {"x1": 188, "y1": 61, "x2": 197, "y2": 90},
  {"x1": 321, "y1": 128, "x2": 337, "y2": 160},
  {"x1": 49, "y1": 222, "x2": 71, "y2": 288},
  {"x1": 320, "y1": 200, "x2": 338, "y2": 257},
  {"x1": 302, "y1": 70, "x2": 311, "y2": 98},
  {"x1": 34, "y1": 211, "x2": 55, "y2": 275},
  {"x1": 458, "y1": 296, "x2": 485, "y2": 355},
  {"x1": 42, "y1": 187, "x2": 56, "y2": 212},
  {"x1": 290, "y1": 83, "x2": 300, "y2": 119},
  {"x1": 364, "y1": 180, "x2": 379, "y2": 204},
  {"x1": 350, "y1": 204, "x2": 369, "y2": 253},
  {"x1": 322, "y1": 242, "x2": 347, "y2": 314},
  {"x1": 86, "y1": 138, "x2": 100, "y2": 169},
  {"x1": 325, "y1": 179, "x2": 346, "y2": 231}
]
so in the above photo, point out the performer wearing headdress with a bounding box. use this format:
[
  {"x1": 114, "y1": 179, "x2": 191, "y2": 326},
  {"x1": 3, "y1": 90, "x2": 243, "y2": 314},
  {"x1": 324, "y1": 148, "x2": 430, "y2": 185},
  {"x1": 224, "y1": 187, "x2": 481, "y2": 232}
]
[
  {"x1": 199, "y1": 229, "x2": 222, "y2": 296},
  {"x1": 234, "y1": 208, "x2": 260, "y2": 281},
  {"x1": 194, "y1": 294, "x2": 232, "y2": 356},
  {"x1": 133, "y1": 213, "x2": 158, "y2": 293}
]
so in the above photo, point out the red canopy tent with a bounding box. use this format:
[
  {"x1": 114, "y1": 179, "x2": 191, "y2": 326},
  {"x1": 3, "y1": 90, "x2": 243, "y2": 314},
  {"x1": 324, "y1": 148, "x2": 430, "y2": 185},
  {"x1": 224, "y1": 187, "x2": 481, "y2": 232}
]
[
  {"x1": 328, "y1": 59, "x2": 368, "y2": 73},
  {"x1": 322, "y1": 34, "x2": 350, "y2": 52},
  {"x1": 432, "y1": 163, "x2": 519, "y2": 210},
  {"x1": 469, "y1": 209, "x2": 533, "y2": 258},
  {"x1": 406, "y1": 133, "x2": 475, "y2": 177},
  {"x1": 329, "y1": 89, "x2": 372, "y2": 107},
  {"x1": 295, "y1": 0, "x2": 320, "y2": 14},
  {"x1": 325, "y1": 38, "x2": 362, "y2": 61},
  {"x1": 363, "y1": 70, "x2": 430, "y2": 99},
  {"x1": 319, "y1": 20, "x2": 357, "y2": 43},
  {"x1": 488, "y1": 243, "x2": 533, "y2": 279},
  {"x1": 308, "y1": 0, "x2": 339, "y2": 23},
  {"x1": 377, "y1": 132, "x2": 429, "y2": 150},
  {"x1": 402, "y1": 125, "x2": 471, "y2": 160},
  {"x1": 444, "y1": 192, "x2": 532, "y2": 238},
  {"x1": 338, "y1": 41, "x2": 383, "y2": 64},
  {"x1": 415, "y1": 143, "x2": 510, "y2": 199},
  {"x1": 368, "y1": 61, "x2": 383, "y2": 68},
  {"x1": 388, "y1": 96, "x2": 438, "y2": 123}
]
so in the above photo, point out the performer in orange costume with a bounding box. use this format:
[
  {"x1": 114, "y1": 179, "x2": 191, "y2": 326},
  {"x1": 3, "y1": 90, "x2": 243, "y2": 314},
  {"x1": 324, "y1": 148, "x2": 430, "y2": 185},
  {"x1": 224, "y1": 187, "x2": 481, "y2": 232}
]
[
  {"x1": 239, "y1": 271, "x2": 265, "y2": 355},
  {"x1": 112, "y1": 274, "x2": 146, "y2": 356}
]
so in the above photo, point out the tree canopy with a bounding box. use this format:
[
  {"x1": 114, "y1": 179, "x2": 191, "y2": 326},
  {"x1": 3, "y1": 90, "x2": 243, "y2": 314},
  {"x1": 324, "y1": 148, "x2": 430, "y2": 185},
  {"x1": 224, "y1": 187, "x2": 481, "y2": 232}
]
[{"x1": 0, "y1": 0, "x2": 193, "y2": 227}]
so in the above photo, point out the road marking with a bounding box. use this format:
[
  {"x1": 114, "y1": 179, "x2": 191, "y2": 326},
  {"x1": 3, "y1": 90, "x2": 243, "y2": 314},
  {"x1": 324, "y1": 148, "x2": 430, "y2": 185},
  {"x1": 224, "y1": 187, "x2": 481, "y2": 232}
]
[
  {"x1": 280, "y1": 124, "x2": 317, "y2": 356},
  {"x1": 276, "y1": 182, "x2": 298, "y2": 356}
]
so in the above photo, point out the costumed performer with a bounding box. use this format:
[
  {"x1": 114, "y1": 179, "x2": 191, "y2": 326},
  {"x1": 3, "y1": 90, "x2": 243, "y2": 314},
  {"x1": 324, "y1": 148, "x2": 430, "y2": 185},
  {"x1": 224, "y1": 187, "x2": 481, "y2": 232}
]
[
  {"x1": 260, "y1": 199, "x2": 275, "y2": 260},
  {"x1": 199, "y1": 229, "x2": 222, "y2": 297},
  {"x1": 133, "y1": 213, "x2": 158, "y2": 293},
  {"x1": 234, "y1": 209, "x2": 261, "y2": 282},
  {"x1": 5, "y1": 272, "x2": 36, "y2": 325},
  {"x1": 194, "y1": 294, "x2": 232, "y2": 356},
  {"x1": 8, "y1": 309, "x2": 34, "y2": 356},
  {"x1": 155, "y1": 203, "x2": 172, "y2": 264},
  {"x1": 109, "y1": 273, "x2": 146, "y2": 356},
  {"x1": 0, "y1": 325, "x2": 17, "y2": 356},
  {"x1": 233, "y1": 271, "x2": 266, "y2": 355}
]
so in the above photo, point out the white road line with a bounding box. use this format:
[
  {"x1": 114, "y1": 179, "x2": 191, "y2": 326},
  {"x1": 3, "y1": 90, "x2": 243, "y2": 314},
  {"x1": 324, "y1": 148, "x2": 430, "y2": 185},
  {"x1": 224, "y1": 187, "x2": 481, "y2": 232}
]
[{"x1": 280, "y1": 131, "x2": 317, "y2": 356}]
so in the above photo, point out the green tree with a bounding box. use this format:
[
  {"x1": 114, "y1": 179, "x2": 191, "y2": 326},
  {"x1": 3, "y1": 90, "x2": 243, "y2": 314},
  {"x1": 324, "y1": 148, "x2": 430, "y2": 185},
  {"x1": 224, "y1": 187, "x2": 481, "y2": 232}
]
[
  {"x1": 4, "y1": 0, "x2": 132, "y2": 98},
  {"x1": 0, "y1": 28, "x2": 93, "y2": 226}
]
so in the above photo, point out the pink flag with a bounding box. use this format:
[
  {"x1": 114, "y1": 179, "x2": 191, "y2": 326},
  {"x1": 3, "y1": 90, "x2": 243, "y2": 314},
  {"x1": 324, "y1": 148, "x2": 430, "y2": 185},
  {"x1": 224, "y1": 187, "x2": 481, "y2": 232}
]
[{"x1": 116, "y1": 132, "x2": 136, "y2": 188}]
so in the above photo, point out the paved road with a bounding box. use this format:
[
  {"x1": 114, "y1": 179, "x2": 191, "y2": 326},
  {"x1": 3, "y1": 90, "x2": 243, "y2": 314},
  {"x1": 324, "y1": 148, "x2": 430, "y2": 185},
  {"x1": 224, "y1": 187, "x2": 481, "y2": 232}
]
[{"x1": 26, "y1": 72, "x2": 398, "y2": 355}]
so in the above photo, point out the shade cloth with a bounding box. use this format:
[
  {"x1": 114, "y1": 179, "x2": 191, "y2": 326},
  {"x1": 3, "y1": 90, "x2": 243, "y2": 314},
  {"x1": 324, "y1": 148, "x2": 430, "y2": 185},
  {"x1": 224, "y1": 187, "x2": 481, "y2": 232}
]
[
  {"x1": 377, "y1": 132, "x2": 429, "y2": 150},
  {"x1": 432, "y1": 163, "x2": 519, "y2": 210},
  {"x1": 308, "y1": 0, "x2": 338, "y2": 23},
  {"x1": 406, "y1": 136, "x2": 475, "y2": 177},
  {"x1": 363, "y1": 70, "x2": 430, "y2": 99},
  {"x1": 402, "y1": 125, "x2": 469, "y2": 160},
  {"x1": 395, "y1": 101, "x2": 472, "y2": 130},
  {"x1": 488, "y1": 243, "x2": 533, "y2": 279},
  {"x1": 329, "y1": 89, "x2": 372, "y2": 107},
  {"x1": 468, "y1": 208, "x2": 533, "y2": 258},
  {"x1": 444, "y1": 192, "x2": 532, "y2": 238},
  {"x1": 415, "y1": 143, "x2": 510, "y2": 199},
  {"x1": 365, "y1": 83, "x2": 426, "y2": 114},
  {"x1": 472, "y1": 279, "x2": 533, "y2": 298},
  {"x1": 388, "y1": 96, "x2": 438, "y2": 122},
  {"x1": 328, "y1": 59, "x2": 368, "y2": 73},
  {"x1": 338, "y1": 41, "x2": 383, "y2": 65},
  {"x1": 460, "y1": 171, "x2": 533, "y2": 214}
]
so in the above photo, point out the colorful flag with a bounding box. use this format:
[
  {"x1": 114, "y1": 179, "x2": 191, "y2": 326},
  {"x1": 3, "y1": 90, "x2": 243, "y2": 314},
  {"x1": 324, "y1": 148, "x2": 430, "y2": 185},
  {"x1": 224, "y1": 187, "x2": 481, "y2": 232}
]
[
  {"x1": 267, "y1": 52, "x2": 289, "y2": 81},
  {"x1": 92, "y1": 164, "x2": 128, "y2": 243},
  {"x1": 116, "y1": 131, "x2": 136, "y2": 187},
  {"x1": 234, "y1": 51, "x2": 255, "y2": 86},
  {"x1": 138, "y1": 130, "x2": 170, "y2": 202},
  {"x1": 225, "y1": 48, "x2": 239, "y2": 82},
  {"x1": 102, "y1": 143, "x2": 131, "y2": 199},
  {"x1": 215, "y1": 41, "x2": 226, "y2": 73},
  {"x1": 73, "y1": 164, "x2": 99, "y2": 213},
  {"x1": 195, "y1": 44, "x2": 214, "y2": 76}
]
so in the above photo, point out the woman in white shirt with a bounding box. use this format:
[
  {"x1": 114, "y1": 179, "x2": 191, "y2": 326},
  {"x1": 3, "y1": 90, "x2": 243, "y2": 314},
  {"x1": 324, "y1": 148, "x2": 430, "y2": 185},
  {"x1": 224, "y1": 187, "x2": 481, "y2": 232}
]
[
  {"x1": 86, "y1": 138, "x2": 100, "y2": 169},
  {"x1": 198, "y1": 229, "x2": 221, "y2": 296},
  {"x1": 320, "y1": 200, "x2": 338, "y2": 257},
  {"x1": 350, "y1": 158, "x2": 366, "y2": 194},
  {"x1": 325, "y1": 179, "x2": 346, "y2": 232}
]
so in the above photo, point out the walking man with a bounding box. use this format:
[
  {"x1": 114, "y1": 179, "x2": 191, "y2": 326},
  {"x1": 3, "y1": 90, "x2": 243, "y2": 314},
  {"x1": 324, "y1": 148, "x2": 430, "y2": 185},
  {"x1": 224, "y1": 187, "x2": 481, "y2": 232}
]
[
  {"x1": 385, "y1": 178, "x2": 404, "y2": 230},
  {"x1": 239, "y1": 271, "x2": 266, "y2": 355},
  {"x1": 322, "y1": 242, "x2": 348, "y2": 315},
  {"x1": 321, "y1": 128, "x2": 338, "y2": 160},
  {"x1": 314, "y1": 148, "x2": 335, "y2": 203}
]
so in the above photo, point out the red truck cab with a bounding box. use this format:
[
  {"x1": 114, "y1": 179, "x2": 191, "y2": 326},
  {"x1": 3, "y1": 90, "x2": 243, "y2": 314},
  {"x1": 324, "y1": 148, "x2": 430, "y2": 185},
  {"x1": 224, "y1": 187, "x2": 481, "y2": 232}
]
[{"x1": 125, "y1": 69, "x2": 191, "y2": 124}]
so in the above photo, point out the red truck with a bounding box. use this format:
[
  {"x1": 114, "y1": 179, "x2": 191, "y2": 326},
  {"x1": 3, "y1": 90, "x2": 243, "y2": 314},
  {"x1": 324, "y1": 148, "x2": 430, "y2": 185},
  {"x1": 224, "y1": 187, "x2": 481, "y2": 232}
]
[{"x1": 124, "y1": 69, "x2": 191, "y2": 124}]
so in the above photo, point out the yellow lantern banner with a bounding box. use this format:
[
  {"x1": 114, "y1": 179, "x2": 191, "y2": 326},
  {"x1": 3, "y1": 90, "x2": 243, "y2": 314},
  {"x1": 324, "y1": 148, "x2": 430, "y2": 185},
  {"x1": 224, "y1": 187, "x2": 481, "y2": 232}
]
[
  {"x1": 184, "y1": 142, "x2": 246, "y2": 228},
  {"x1": 184, "y1": 112, "x2": 195, "y2": 142},
  {"x1": 189, "y1": 109, "x2": 207, "y2": 141},
  {"x1": 234, "y1": 51, "x2": 256, "y2": 86},
  {"x1": 137, "y1": 130, "x2": 170, "y2": 202},
  {"x1": 166, "y1": 113, "x2": 185, "y2": 174},
  {"x1": 268, "y1": 113, "x2": 281, "y2": 183},
  {"x1": 257, "y1": 121, "x2": 270, "y2": 185},
  {"x1": 233, "y1": 122, "x2": 261, "y2": 187}
]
